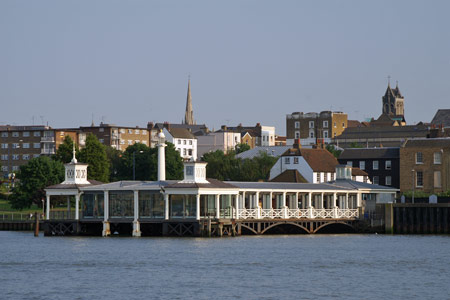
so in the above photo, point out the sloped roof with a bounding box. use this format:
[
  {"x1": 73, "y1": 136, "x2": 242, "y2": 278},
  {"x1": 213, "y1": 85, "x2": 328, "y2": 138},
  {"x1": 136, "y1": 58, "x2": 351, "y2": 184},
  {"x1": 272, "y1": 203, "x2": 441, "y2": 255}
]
[
  {"x1": 339, "y1": 148, "x2": 400, "y2": 159},
  {"x1": 168, "y1": 128, "x2": 196, "y2": 139},
  {"x1": 270, "y1": 169, "x2": 308, "y2": 183},
  {"x1": 46, "y1": 180, "x2": 103, "y2": 190},
  {"x1": 336, "y1": 124, "x2": 429, "y2": 140},
  {"x1": 282, "y1": 148, "x2": 338, "y2": 172},
  {"x1": 347, "y1": 120, "x2": 362, "y2": 128},
  {"x1": 402, "y1": 138, "x2": 450, "y2": 148},
  {"x1": 327, "y1": 179, "x2": 398, "y2": 191},
  {"x1": 236, "y1": 146, "x2": 291, "y2": 160},
  {"x1": 431, "y1": 109, "x2": 450, "y2": 128}
]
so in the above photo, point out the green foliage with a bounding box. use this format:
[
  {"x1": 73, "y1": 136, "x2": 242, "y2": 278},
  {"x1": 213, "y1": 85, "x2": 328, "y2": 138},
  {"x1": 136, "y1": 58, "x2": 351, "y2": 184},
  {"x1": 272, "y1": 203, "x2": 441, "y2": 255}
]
[
  {"x1": 54, "y1": 135, "x2": 79, "y2": 163},
  {"x1": 202, "y1": 150, "x2": 278, "y2": 181},
  {"x1": 349, "y1": 142, "x2": 364, "y2": 148},
  {"x1": 115, "y1": 142, "x2": 183, "y2": 181},
  {"x1": 78, "y1": 134, "x2": 110, "y2": 182},
  {"x1": 235, "y1": 143, "x2": 251, "y2": 154},
  {"x1": 402, "y1": 190, "x2": 450, "y2": 198},
  {"x1": 8, "y1": 156, "x2": 64, "y2": 209},
  {"x1": 326, "y1": 144, "x2": 342, "y2": 158},
  {"x1": 105, "y1": 146, "x2": 123, "y2": 182}
]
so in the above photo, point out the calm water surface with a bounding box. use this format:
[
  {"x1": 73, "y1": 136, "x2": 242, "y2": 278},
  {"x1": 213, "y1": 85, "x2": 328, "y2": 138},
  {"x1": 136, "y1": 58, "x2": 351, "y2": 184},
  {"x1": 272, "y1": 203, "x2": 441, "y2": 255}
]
[{"x1": 0, "y1": 232, "x2": 449, "y2": 300}]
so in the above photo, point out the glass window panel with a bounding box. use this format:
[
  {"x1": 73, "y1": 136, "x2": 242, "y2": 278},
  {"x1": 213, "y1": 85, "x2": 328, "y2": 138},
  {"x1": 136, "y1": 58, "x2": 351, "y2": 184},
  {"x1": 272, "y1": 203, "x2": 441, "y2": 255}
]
[
  {"x1": 109, "y1": 191, "x2": 133, "y2": 218},
  {"x1": 82, "y1": 193, "x2": 104, "y2": 218}
]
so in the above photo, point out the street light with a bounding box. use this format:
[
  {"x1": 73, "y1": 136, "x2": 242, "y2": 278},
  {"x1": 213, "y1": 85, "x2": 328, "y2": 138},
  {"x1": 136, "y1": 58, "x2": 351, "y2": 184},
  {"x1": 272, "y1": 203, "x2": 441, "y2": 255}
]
[
  {"x1": 133, "y1": 150, "x2": 144, "y2": 180},
  {"x1": 411, "y1": 169, "x2": 415, "y2": 204}
]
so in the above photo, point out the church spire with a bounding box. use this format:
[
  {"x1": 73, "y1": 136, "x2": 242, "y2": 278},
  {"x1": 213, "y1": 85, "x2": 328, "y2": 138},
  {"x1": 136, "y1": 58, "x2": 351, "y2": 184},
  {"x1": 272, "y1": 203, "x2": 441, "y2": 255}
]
[{"x1": 184, "y1": 77, "x2": 195, "y2": 125}]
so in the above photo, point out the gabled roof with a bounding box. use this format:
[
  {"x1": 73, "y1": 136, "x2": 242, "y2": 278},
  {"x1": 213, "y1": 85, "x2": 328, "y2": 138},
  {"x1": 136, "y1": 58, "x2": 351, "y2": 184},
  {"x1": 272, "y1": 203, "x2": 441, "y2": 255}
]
[
  {"x1": 270, "y1": 169, "x2": 308, "y2": 183},
  {"x1": 431, "y1": 109, "x2": 450, "y2": 128},
  {"x1": 282, "y1": 148, "x2": 338, "y2": 172},
  {"x1": 167, "y1": 128, "x2": 196, "y2": 139}
]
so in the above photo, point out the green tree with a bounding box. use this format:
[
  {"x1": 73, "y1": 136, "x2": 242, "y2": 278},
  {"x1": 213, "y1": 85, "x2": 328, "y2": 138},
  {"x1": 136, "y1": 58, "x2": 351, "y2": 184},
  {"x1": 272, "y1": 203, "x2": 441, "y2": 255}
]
[
  {"x1": 349, "y1": 142, "x2": 364, "y2": 148},
  {"x1": 78, "y1": 134, "x2": 110, "y2": 182},
  {"x1": 164, "y1": 142, "x2": 184, "y2": 180},
  {"x1": 235, "y1": 143, "x2": 250, "y2": 154},
  {"x1": 326, "y1": 144, "x2": 342, "y2": 158},
  {"x1": 54, "y1": 135, "x2": 79, "y2": 163},
  {"x1": 105, "y1": 146, "x2": 123, "y2": 182},
  {"x1": 9, "y1": 156, "x2": 64, "y2": 209}
]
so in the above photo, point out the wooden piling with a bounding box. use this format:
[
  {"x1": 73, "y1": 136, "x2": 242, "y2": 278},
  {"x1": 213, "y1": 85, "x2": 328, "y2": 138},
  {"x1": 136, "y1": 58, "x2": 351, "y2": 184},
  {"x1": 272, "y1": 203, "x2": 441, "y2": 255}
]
[
  {"x1": 34, "y1": 212, "x2": 39, "y2": 237},
  {"x1": 207, "y1": 217, "x2": 211, "y2": 237}
]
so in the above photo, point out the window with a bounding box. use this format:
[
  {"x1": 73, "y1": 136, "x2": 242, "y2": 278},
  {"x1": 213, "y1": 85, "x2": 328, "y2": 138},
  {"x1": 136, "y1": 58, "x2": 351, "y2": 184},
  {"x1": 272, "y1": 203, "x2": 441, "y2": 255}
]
[
  {"x1": 434, "y1": 152, "x2": 442, "y2": 164},
  {"x1": 293, "y1": 157, "x2": 299, "y2": 164},
  {"x1": 1, "y1": 166, "x2": 7, "y2": 171},
  {"x1": 323, "y1": 131, "x2": 328, "y2": 138},
  {"x1": 99, "y1": 139, "x2": 104, "y2": 143},
  {"x1": 373, "y1": 161, "x2": 379, "y2": 170},
  {"x1": 188, "y1": 149, "x2": 192, "y2": 156},
  {"x1": 434, "y1": 171, "x2": 442, "y2": 188},
  {"x1": 284, "y1": 157, "x2": 290, "y2": 164},
  {"x1": 120, "y1": 129, "x2": 125, "y2": 134},
  {"x1": 189, "y1": 140, "x2": 192, "y2": 145},
  {"x1": 12, "y1": 166, "x2": 19, "y2": 171},
  {"x1": 342, "y1": 122, "x2": 345, "y2": 128},
  {"x1": 416, "y1": 171, "x2": 423, "y2": 187},
  {"x1": 120, "y1": 139, "x2": 125, "y2": 145},
  {"x1": 183, "y1": 140, "x2": 187, "y2": 145},
  {"x1": 142, "y1": 141, "x2": 147, "y2": 145},
  {"x1": 309, "y1": 121, "x2": 314, "y2": 129},
  {"x1": 359, "y1": 161, "x2": 365, "y2": 170},
  {"x1": 295, "y1": 121, "x2": 300, "y2": 129},
  {"x1": 128, "y1": 129, "x2": 133, "y2": 134},
  {"x1": 1, "y1": 132, "x2": 8, "y2": 137},
  {"x1": 373, "y1": 176, "x2": 379, "y2": 185},
  {"x1": 12, "y1": 132, "x2": 19, "y2": 137},
  {"x1": 99, "y1": 128, "x2": 104, "y2": 132},
  {"x1": 385, "y1": 176, "x2": 392, "y2": 186},
  {"x1": 23, "y1": 143, "x2": 30, "y2": 149},
  {"x1": 183, "y1": 149, "x2": 186, "y2": 155},
  {"x1": 334, "y1": 122, "x2": 336, "y2": 128},
  {"x1": 331, "y1": 173, "x2": 334, "y2": 181},
  {"x1": 347, "y1": 161, "x2": 352, "y2": 167},
  {"x1": 12, "y1": 143, "x2": 19, "y2": 149},
  {"x1": 23, "y1": 131, "x2": 30, "y2": 137},
  {"x1": 128, "y1": 140, "x2": 132, "y2": 145},
  {"x1": 178, "y1": 140, "x2": 181, "y2": 144},
  {"x1": 23, "y1": 154, "x2": 30, "y2": 160},
  {"x1": 12, "y1": 154, "x2": 19, "y2": 160},
  {"x1": 309, "y1": 130, "x2": 314, "y2": 139},
  {"x1": 186, "y1": 166, "x2": 194, "y2": 175},
  {"x1": 1, "y1": 144, "x2": 7, "y2": 149},
  {"x1": 295, "y1": 131, "x2": 300, "y2": 139},
  {"x1": 323, "y1": 121, "x2": 328, "y2": 128},
  {"x1": 33, "y1": 154, "x2": 40, "y2": 158},
  {"x1": 142, "y1": 131, "x2": 147, "y2": 135},
  {"x1": 33, "y1": 143, "x2": 40, "y2": 149},
  {"x1": 416, "y1": 152, "x2": 423, "y2": 164},
  {"x1": 135, "y1": 129, "x2": 140, "y2": 134},
  {"x1": 1, "y1": 155, "x2": 8, "y2": 160},
  {"x1": 316, "y1": 173, "x2": 321, "y2": 183},
  {"x1": 34, "y1": 131, "x2": 41, "y2": 137},
  {"x1": 385, "y1": 160, "x2": 391, "y2": 170}
]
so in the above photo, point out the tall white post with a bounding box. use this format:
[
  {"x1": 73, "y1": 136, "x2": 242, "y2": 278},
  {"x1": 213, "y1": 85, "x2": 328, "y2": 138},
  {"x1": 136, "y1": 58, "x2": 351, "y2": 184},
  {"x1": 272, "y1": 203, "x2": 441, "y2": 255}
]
[
  {"x1": 256, "y1": 192, "x2": 260, "y2": 209},
  {"x1": 46, "y1": 195, "x2": 50, "y2": 220},
  {"x1": 157, "y1": 131, "x2": 166, "y2": 181},
  {"x1": 357, "y1": 193, "x2": 362, "y2": 207},
  {"x1": 196, "y1": 194, "x2": 201, "y2": 220},
  {"x1": 133, "y1": 190, "x2": 141, "y2": 237},
  {"x1": 269, "y1": 192, "x2": 273, "y2": 209},
  {"x1": 242, "y1": 192, "x2": 246, "y2": 209},
  {"x1": 215, "y1": 194, "x2": 220, "y2": 219},
  {"x1": 164, "y1": 194, "x2": 169, "y2": 220},
  {"x1": 235, "y1": 194, "x2": 240, "y2": 219},
  {"x1": 332, "y1": 192, "x2": 337, "y2": 207},
  {"x1": 345, "y1": 193, "x2": 349, "y2": 210},
  {"x1": 320, "y1": 192, "x2": 324, "y2": 209},
  {"x1": 307, "y1": 192, "x2": 312, "y2": 208},
  {"x1": 102, "y1": 191, "x2": 110, "y2": 237},
  {"x1": 282, "y1": 192, "x2": 286, "y2": 207},
  {"x1": 75, "y1": 194, "x2": 80, "y2": 220}
]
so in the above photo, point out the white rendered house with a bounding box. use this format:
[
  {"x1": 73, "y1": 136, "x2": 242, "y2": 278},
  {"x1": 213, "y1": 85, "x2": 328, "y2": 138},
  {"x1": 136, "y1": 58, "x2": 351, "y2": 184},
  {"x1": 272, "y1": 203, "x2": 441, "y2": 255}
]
[{"x1": 163, "y1": 127, "x2": 197, "y2": 161}]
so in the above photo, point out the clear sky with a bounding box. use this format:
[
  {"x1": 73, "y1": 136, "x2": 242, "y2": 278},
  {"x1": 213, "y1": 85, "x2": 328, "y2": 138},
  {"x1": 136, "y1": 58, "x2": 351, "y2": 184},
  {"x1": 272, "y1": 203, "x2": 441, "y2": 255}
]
[{"x1": 1, "y1": 0, "x2": 449, "y2": 135}]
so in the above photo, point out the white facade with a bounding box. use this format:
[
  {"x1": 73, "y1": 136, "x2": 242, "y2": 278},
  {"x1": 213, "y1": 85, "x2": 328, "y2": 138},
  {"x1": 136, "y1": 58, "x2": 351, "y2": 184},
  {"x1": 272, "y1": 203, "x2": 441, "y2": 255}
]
[
  {"x1": 163, "y1": 128, "x2": 197, "y2": 161},
  {"x1": 261, "y1": 126, "x2": 276, "y2": 147}
]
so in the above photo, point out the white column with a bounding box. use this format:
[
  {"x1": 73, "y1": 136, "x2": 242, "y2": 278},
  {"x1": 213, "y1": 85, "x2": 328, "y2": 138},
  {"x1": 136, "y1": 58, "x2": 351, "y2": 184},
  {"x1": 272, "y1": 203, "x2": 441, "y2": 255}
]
[
  {"x1": 235, "y1": 194, "x2": 239, "y2": 219},
  {"x1": 216, "y1": 194, "x2": 220, "y2": 219},
  {"x1": 332, "y1": 192, "x2": 337, "y2": 207},
  {"x1": 164, "y1": 194, "x2": 169, "y2": 220},
  {"x1": 345, "y1": 193, "x2": 349, "y2": 209},
  {"x1": 320, "y1": 192, "x2": 324, "y2": 209},
  {"x1": 282, "y1": 192, "x2": 286, "y2": 207},
  {"x1": 256, "y1": 192, "x2": 260, "y2": 209},
  {"x1": 132, "y1": 190, "x2": 141, "y2": 237},
  {"x1": 269, "y1": 192, "x2": 273, "y2": 209},
  {"x1": 102, "y1": 191, "x2": 110, "y2": 237},
  {"x1": 46, "y1": 195, "x2": 50, "y2": 220},
  {"x1": 196, "y1": 194, "x2": 201, "y2": 220},
  {"x1": 307, "y1": 192, "x2": 312, "y2": 208},
  {"x1": 295, "y1": 193, "x2": 299, "y2": 209},
  {"x1": 357, "y1": 193, "x2": 362, "y2": 207},
  {"x1": 75, "y1": 194, "x2": 80, "y2": 220},
  {"x1": 242, "y1": 192, "x2": 246, "y2": 209}
]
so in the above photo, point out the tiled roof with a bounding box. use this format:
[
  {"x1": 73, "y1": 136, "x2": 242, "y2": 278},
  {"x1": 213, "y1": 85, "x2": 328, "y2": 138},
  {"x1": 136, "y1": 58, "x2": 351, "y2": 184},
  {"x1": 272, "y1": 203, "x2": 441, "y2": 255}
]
[
  {"x1": 351, "y1": 167, "x2": 368, "y2": 176},
  {"x1": 168, "y1": 128, "x2": 196, "y2": 139},
  {"x1": 336, "y1": 124, "x2": 429, "y2": 140},
  {"x1": 347, "y1": 120, "x2": 362, "y2": 128},
  {"x1": 339, "y1": 148, "x2": 400, "y2": 159},
  {"x1": 402, "y1": 138, "x2": 450, "y2": 148},
  {"x1": 431, "y1": 109, "x2": 450, "y2": 128},
  {"x1": 281, "y1": 148, "x2": 338, "y2": 172},
  {"x1": 236, "y1": 146, "x2": 291, "y2": 160},
  {"x1": 270, "y1": 169, "x2": 308, "y2": 183}
]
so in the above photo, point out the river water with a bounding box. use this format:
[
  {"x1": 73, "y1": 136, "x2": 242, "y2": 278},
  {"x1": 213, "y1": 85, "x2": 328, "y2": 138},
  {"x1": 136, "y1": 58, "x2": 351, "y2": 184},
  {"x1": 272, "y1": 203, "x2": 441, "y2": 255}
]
[{"x1": 0, "y1": 232, "x2": 449, "y2": 300}]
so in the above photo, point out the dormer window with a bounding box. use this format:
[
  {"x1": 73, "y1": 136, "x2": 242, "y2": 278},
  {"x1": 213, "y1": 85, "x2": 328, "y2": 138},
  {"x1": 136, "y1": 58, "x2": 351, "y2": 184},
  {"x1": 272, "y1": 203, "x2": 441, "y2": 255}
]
[
  {"x1": 284, "y1": 157, "x2": 290, "y2": 164},
  {"x1": 293, "y1": 157, "x2": 299, "y2": 164}
]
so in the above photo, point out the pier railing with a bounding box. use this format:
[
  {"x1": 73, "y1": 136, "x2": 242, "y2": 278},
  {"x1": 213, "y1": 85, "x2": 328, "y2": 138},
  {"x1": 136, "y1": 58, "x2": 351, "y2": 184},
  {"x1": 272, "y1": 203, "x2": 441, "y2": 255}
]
[{"x1": 237, "y1": 208, "x2": 359, "y2": 220}]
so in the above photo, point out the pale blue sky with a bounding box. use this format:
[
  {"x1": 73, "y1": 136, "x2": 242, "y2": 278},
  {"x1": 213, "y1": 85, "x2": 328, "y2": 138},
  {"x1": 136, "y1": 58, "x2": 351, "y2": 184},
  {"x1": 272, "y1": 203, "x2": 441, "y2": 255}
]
[{"x1": 1, "y1": 0, "x2": 449, "y2": 135}]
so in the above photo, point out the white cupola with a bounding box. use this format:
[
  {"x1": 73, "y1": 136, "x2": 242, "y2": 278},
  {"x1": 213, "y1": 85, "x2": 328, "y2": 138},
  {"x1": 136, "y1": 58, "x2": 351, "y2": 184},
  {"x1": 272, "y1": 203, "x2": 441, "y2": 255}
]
[
  {"x1": 336, "y1": 164, "x2": 352, "y2": 180},
  {"x1": 62, "y1": 145, "x2": 90, "y2": 185},
  {"x1": 181, "y1": 161, "x2": 208, "y2": 183}
]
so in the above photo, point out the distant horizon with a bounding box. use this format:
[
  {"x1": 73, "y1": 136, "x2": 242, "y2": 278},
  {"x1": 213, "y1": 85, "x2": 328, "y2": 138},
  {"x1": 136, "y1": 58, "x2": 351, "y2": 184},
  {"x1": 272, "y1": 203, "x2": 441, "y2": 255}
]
[{"x1": 2, "y1": 0, "x2": 449, "y2": 135}]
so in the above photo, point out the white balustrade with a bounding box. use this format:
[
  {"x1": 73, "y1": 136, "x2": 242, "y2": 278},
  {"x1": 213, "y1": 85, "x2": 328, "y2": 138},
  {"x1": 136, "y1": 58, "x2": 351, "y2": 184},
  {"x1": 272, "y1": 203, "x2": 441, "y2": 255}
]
[{"x1": 237, "y1": 208, "x2": 358, "y2": 220}]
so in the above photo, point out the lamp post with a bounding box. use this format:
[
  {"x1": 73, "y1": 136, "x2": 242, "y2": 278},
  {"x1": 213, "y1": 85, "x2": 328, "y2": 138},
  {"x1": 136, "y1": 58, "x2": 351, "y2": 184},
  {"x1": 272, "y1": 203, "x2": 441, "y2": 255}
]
[
  {"x1": 411, "y1": 169, "x2": 415, "y2": 204},
  {"x1": 132, "y1": 150, "x2": 144, "y2": 180}
]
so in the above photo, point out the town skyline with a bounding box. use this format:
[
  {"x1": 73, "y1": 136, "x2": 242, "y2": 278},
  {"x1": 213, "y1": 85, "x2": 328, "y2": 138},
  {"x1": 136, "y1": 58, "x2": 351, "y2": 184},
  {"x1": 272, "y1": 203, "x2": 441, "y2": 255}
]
[{"x1": 1, "y1": 1, "x2": 449, "y2": 134}]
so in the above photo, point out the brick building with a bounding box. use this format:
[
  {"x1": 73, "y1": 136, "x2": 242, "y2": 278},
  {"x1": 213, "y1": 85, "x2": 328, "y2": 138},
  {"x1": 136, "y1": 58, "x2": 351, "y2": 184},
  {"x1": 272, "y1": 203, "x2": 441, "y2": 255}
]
[
  {"x1": 399, "y1": 138, "x2": 450, "y2": 193},
  {"x1": 286, "y1": 111, "x2": 347, "y2": 146}
]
